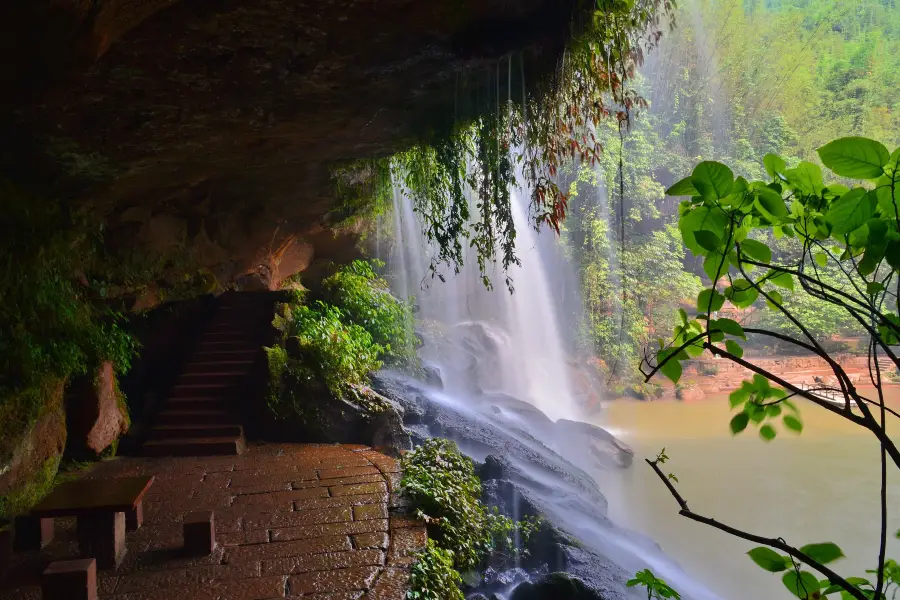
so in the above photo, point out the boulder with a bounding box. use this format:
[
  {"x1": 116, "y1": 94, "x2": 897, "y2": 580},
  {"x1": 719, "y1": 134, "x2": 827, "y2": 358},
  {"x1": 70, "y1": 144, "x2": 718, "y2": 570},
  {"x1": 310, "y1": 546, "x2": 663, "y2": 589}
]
[
  {"x1": 0, "y1": 380, "x2": 67, "y2": 516},
  {"x1": 66, "y1": 362, "x2": 130, "y2": 458},
  {"x1": 260, "y1": 378, "x2": 411, "y2": 456},
  {"x1": 511, "y1": 573, "x2": 608, "y2": 600},
  {"x1": 676, "y1": 385, "x2": 705, "y2": 401}
]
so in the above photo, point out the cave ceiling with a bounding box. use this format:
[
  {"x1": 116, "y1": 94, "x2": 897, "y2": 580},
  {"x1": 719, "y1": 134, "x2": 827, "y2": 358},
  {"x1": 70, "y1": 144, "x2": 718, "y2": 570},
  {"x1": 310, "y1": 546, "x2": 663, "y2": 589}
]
[{"x1": 1, "y1": 0, "x2": 575, "y2": 293}]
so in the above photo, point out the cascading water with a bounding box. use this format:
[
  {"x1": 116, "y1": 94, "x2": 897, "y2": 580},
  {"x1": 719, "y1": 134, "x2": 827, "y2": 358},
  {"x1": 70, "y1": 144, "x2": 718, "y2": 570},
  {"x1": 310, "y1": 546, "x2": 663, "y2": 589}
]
[
  {"x1": 374, "y1": 167, "x2": 723, "y2": 599},
  {"x1": 384, "y1": 177, "x2": 581, "y2": 423}
]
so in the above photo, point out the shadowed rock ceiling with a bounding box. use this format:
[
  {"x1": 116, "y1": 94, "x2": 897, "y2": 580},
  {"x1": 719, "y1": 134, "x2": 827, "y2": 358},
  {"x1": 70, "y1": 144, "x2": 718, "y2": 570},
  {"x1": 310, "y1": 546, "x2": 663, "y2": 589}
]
[{"x1": 1, "y1": 0, "x2": 577, "y2": 293}]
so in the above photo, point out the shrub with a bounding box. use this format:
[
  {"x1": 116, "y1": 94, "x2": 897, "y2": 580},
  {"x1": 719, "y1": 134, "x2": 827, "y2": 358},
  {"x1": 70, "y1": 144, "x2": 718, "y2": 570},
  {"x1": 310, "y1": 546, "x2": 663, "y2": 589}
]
[
  {"x1": 407, "y1": 539, "x2": 464, "y2": 600},
  {"x1": 0, "y1": 183, "x2": 138, "y2": 459},
  {"x1": 269, "y1": 301, "x2": 382, "y2": 399},
  {"x1": 400, "y1": 438, "x2": 537, "y2": 571},
  {"x1": 322, "y1": 260, "x2": 418, "y2": 368}
]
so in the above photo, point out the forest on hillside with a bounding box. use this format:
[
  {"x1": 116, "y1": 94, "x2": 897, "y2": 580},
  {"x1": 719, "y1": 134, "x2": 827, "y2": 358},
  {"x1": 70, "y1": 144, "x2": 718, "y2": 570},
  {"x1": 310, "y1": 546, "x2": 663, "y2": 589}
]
[{"x1": 562, "y1": 0, "x2": 900, "y2": 383}]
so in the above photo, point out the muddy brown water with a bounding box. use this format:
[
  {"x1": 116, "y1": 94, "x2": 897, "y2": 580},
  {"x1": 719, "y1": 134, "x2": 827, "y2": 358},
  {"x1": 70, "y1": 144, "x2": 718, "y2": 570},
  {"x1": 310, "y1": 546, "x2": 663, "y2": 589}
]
[{"x1": 591, "y1": 388, "x2": 900, "y2": 600}]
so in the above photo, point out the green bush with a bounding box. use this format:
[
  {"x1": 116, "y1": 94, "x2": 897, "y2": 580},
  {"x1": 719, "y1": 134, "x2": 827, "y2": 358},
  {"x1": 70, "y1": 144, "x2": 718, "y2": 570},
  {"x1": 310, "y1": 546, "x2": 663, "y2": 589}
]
[
  {"x1": 322, "y1": 260, "x2": 418, "y2": 368},
  {"x1": 270, "y1": 301, "x2": 382, "y2": 398},
  {"x1": 0, "y1": 184, "x2": 137, "y2": 457},
  {"x1": 400, "y1": 439, "x2": 538, "y2": 571},
  {"x1": 407, "y1": 539, "x2": 465, "y2": 600}
]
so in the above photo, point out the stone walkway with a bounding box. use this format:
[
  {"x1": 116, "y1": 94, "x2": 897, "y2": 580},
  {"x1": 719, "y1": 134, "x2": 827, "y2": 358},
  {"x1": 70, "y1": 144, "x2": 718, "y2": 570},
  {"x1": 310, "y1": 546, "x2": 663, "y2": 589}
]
[{"x1": 2, "y1": 443, "x2": 425, "y2": 599}]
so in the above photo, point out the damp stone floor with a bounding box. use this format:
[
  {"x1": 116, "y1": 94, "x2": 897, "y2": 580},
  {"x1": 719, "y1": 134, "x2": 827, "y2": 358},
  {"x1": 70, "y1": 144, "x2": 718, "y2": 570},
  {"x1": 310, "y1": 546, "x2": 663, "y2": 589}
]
[{"x1": 2, "y1": 443, "x2": 426, "y2": 600}]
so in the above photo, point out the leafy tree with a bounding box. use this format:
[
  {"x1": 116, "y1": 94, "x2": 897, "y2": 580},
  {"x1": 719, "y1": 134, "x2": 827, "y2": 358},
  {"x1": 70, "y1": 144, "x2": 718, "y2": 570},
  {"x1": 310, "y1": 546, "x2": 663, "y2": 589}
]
[{"x1": 641, "y1": 137, "x2": 900, "y2": 599}]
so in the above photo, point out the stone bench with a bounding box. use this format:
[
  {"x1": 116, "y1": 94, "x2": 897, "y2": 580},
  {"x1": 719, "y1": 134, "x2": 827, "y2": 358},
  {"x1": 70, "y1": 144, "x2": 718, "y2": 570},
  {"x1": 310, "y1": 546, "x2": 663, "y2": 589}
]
[{"x1": 15, "y1": 475, "x2": 154, "y2": 568}]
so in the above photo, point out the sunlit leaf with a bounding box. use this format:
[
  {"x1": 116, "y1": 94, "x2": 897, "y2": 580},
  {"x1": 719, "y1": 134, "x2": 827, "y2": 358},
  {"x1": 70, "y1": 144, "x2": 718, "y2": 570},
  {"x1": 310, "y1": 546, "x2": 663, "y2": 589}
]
[
  {"x1": 764, "y1": 154, "x2": 787, "y2": 180},
  {"x1": 741, "y1": 239, "x2": 772, "y2": 263},
  {"x1": 747, "y1": 547, "x2": 789, "y2": 572},
  {"x1": 783, "y1": 414, "x2": 803, "y2": 433},
  {"x1": 697, "y1": 288, "x2": 725, "y2": 313},
  {"x1": 782, "y1": 570, "x2": 821, "y2": 599},
  {"x1": 799, "y1": 542, "x2": 845, "y2": 565},
  {"x1": 714, "y1": 318, "x2": 746, "y2": 339},
  {"x1": 730, "y1": 412, "x2": 749, "y2": 435},
  {"x1": 666, "y1": 176, "x2": 700, "y2": 197},
  {"x1": 692, "y1": 161, "x2": 734, "y2": 200},
  {"x1": 826, "y1": 188, "x2": 877, "y2": 235},
  {"x1": 818, "y1": 137, "x2": 889, "y2": 179},
  {"x1": 786, "y1": 162, "x2": 824, "y2": 195},
  {"x1": 725, "y1": 339, "x2": 743, "y2": 359},
  {"x1": 695, "y1": 230, "x2": 722, "y2": 252}
]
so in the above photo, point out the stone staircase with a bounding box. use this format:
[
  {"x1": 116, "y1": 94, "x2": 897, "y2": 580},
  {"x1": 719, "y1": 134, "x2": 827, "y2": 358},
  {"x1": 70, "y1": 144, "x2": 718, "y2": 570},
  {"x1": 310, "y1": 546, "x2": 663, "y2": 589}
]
[{"x1": 142, "y1": 293, "x2": 275, "y2": 457}]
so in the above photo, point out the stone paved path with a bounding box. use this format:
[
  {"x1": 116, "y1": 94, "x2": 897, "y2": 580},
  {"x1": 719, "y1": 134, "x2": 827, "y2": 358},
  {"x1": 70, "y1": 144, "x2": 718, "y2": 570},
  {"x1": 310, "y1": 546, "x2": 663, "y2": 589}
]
[{"x1": 2, "y1": 443, "x2": 425, "y2": 599}]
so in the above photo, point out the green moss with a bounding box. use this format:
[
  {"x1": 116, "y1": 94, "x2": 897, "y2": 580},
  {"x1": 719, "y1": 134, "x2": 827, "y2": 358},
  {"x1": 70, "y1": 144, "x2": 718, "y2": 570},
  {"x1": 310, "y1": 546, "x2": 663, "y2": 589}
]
[{"x1": 0, "y1": 455, "x2": 61, "y2": 521}]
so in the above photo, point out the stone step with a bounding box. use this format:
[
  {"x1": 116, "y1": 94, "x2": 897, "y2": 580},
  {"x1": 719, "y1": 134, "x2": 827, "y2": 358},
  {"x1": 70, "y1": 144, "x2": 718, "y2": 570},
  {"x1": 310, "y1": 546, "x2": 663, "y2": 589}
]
[
  {"x1": 196, "y1": 340, "x2": 259, "y2": 351},
  {"x1": 170, "y1": 382, "x2": 238, "y2": 398},
  {"x1": 186, "y1": 349, "x2": 260, "y2": 363},
  {"x1": 166, "y1": 397, "x2": 231, "y2": 410},
  {"x1": 142, "y1": 435, "x2": 245, "y2": 457},
  {"x1": 182, "y1": 360, "x2": 255, "y2": 374},
  {"x1": 148, "y1": 423, "x2": 244, "y2": 441},
  {"x1": 156, "y1": 409, "x2": 237, "y2": 426},
  {"x1": 176, "y1": 372, "x2": 246, "y2": 386}
]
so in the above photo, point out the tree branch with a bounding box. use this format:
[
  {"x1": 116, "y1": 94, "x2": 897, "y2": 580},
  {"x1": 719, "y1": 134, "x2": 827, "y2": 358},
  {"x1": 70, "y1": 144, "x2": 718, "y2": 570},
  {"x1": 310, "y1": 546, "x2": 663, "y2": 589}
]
[{"x1": 646, "y1": 458, "x2": 870, "y2": 600}]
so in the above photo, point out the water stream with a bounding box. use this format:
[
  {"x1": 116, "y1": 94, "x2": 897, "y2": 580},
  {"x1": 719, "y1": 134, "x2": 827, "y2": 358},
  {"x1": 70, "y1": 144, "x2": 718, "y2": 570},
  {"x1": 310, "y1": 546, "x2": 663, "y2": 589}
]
[{"x1": 377, "y1": 176, "x2": 722, "y2": 599}]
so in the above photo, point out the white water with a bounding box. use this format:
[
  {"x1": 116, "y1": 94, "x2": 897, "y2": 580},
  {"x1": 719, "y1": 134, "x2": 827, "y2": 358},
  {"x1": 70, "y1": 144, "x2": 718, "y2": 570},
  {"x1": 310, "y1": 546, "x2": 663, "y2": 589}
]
[
  {"x1": 378, "y1": 171, "x2": 723, "y2": 599},
  {"x1": 382, "y1": 178, "x2": 581, "y2": 423}
]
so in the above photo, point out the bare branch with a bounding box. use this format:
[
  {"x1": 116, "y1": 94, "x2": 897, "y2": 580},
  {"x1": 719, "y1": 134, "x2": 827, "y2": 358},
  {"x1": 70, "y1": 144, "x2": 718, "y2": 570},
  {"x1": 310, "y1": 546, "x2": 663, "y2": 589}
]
[{"x1": 646, "y1": 458, "x2": 869, "y2": 600}]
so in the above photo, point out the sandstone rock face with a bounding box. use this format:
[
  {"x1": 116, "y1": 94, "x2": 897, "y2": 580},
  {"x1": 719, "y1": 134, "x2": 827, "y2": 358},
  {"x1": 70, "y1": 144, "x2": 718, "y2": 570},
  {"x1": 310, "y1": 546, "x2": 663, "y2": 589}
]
[
  {"x1": 1, "y1": 0, "x2": 580, "y2": 294},
  {"x1": 66, "y1": 362, "x2": 130, "y2": 457},
  {"x1": 0, "y1": 381, "x2": 67, "y2": 501}
]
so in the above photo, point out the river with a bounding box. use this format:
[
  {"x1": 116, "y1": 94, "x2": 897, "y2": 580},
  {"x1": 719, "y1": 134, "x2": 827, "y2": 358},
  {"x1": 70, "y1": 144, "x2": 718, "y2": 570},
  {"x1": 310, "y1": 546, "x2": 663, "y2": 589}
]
[{"x1": 592, "y1": 389, "x2": 900, "y2": 600}]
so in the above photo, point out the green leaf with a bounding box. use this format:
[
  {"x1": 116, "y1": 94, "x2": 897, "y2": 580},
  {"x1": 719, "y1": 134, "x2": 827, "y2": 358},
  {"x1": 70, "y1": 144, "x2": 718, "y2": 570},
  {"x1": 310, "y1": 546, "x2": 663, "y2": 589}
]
[
  {"x1": 814, "y1": 252, "x2": 828, "y2": 267},
  {"x1": 730, "y1": 412, "x2": 749, "y2": 435},
  {"x1": 783, "y1": 414, "x2": 803, "y2": 433},
  {"x1": 826, "y1": 188, "x2": 877, "y2": 235},
  {"x1": 755, "y1": 187, "x2": 789, "y2": 219},
  {"x1": 698, "y1": 288, "x2": 725, "y2": 313},
  {"x1": 768, "y1": 271, "x2": 794, "y2": 291},
  {"x1": 730, "y1": 383, "x2": 751, "y2": 408},
  {"x1": 766, "y1": 289, "x2": 784, "y2": 309},
  {"x1": 818, "y1": 137, "x2": 890, "y2": 179},
  {"x1": 725, "y1": 280, "x2": 759, "y2": 309},
  {"x1": 858, "y1": 241, "x2": 887, "y2": 276},
  {"x1": 886, "y1": 236, "x2": 900, "y2": 270},
  {"x1": 759, "y1": 424, "x2": 777, "y2": 441},
  {"x1": 714, "y1": 317, "x2": 746, "y2": 339},
  {"x1": 767, "y1": 404, "x2": 782, "y2": 417},
  {"x1": 875, "y1": 176, "x2": 900, "y2": 217},
  {"x1": 764, "y1": 154, "x2": 787, "y2": 179},
  {"x1": 786, "y1": 162, "x2": 824, "y2": 195},
  {"x1": 666, "y1": 176, "x2": 700, "y2": 197},
  {"x1": 799, "y1": 542, "x2": 844, "y2": 565},
  {"x1": 725, "y1": 339, "x2": 743, "y2": 358},
  {"x1": 747, "y1": 547, "x2": 789, "y2": 572},
  {"x1": 782, "y1": 570, "x2": 821, "y2": 599},
  {"x1": 867, "y1": 282, "x2": 885, "y2": 295},
  {"x1": 703, "y1": 252, "x2": 729, "y2": 282},
  {"x1": 741, "y1": 239, "x2": 772, "y2": 263},
  {"x1": 660, "y1": 356, "x2": 683, "y2": 384},
  {"x1": 694, "y1": 230, "x2": 722, "y2": 252},
  {"x1": 692, "y1": 161, "x2": 734, "y2": 200},
  {"x1": 680, "y1": 206, "x2": 730, "y2": 256}
]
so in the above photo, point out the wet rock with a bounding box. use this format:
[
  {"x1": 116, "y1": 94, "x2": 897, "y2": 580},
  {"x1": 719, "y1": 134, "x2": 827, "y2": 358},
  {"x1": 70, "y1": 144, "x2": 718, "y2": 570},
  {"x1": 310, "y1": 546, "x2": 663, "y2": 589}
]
[
  {"x1": 676, "y1": 386, "x2": 705, "y2": 401},
  {"x1": 258, "y1": 379, "x2": 411, "y2": 456},
  {"x1": 66, "y1": 361, "x2": 130, "y2": 458},
  {"x1": 423, "y1": 364, "x2": 444, "y2": 390},
  {"x1": 511, "y1": 572, "x2": 608, "y2": 600},
  {"x1": 554, "y1": 420, "x2": 634, "y2": 469},
  {"x1": 0, "y1": 380, "x2": 66, "y2": 505}
]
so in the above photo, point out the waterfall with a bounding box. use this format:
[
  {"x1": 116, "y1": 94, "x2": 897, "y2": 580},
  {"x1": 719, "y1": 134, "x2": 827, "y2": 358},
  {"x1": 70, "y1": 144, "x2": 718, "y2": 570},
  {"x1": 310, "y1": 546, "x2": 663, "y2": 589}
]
[{"x1": 383, "y1": 175, "x2": 583, "y2": 423}]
